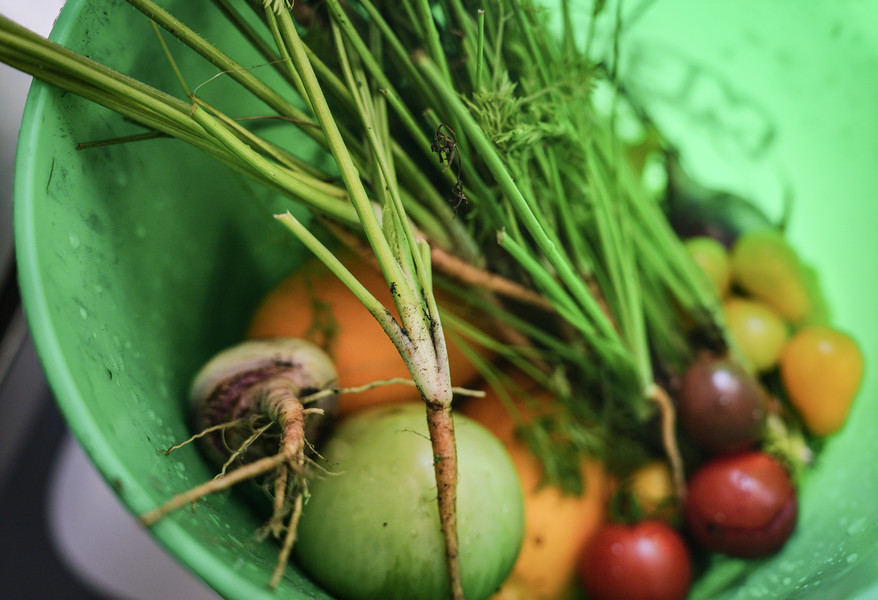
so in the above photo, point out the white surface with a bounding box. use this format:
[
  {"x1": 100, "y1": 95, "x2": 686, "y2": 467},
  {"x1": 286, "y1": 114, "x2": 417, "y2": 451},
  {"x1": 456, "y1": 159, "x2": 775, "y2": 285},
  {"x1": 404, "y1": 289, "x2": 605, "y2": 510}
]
[{"x1": 47, "y1": 434, "x2": 221, "y2": 600}]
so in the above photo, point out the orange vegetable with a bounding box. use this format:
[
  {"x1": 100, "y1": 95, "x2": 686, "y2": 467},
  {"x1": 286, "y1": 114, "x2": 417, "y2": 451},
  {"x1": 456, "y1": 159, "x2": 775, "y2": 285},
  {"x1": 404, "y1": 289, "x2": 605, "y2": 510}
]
[
  {"x1": 461, "y1": 376, "x2": 610, "y2": 600},
  {"x1": 778, "y1": 325, "x2": 864, "y2": 436},
  {"x1": 247, "y1": 254, "x2": 485, "y2": 415}
]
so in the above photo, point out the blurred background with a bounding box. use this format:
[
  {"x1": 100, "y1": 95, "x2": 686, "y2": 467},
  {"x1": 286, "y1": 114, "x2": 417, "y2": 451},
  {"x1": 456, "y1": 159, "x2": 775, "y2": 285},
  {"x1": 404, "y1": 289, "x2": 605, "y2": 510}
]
[{"x1": 0, "y1": 3, "x2": 218, "y2": 598}]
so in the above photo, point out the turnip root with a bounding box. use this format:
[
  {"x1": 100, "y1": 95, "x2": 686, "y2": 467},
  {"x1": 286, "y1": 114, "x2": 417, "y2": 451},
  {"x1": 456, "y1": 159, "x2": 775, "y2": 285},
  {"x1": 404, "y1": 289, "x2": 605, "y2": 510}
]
[{"x1": 139, "y1": 337, "x2": 338, "y2": 588}]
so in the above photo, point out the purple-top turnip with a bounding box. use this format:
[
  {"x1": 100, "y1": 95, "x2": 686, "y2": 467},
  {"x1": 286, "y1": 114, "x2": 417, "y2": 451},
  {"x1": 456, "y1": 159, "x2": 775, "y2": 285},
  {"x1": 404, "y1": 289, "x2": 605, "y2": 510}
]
[{"x1": 140, "y1": 337, "x2": 339, "y2": 588}]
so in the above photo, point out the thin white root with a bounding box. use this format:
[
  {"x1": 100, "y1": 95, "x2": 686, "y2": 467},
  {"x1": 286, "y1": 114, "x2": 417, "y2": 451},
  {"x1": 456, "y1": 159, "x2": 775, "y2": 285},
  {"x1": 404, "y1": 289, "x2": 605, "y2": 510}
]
[
  {"x1": 267, "y1": 464, "x2": 290, "y2": 539},
  {"x1": 139, "y1": 453, "x2": 287, "y2": 527},
  {"x1": 300, "y1": 378, "x2": 485, "y2": 405},
  {"x1": 216, "y1": 421, "x2": 275, "y2": 478},
  {"x1": 269, "y1": 493, "x2": 304, "y2": 589},
  {"x1": 159, "y1": 419, "x2": 247, "y2": 455}
]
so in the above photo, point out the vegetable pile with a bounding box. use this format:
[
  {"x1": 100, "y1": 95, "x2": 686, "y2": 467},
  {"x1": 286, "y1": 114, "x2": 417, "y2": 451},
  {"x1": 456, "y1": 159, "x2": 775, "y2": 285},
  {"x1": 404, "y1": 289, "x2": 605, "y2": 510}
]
[{"x1": 0, "y1": 1, "x2": 867, "y2": 599}]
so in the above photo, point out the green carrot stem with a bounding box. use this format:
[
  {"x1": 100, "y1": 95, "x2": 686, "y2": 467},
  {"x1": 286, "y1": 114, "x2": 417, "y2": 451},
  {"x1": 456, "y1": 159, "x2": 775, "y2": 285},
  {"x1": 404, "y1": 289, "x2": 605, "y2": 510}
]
[
  {"x1": 213, "y1": 0, "x2": 361, "y2": 124},
  {"x1": 584, "y1": 141, "x2": 651, "y2": 387},
  {"x1": 189, "y1": 103, "x2": 358, "y2": 223},
  {"x1": 417, "y1": 53, "x2": 620, "y2": 343},
  {"x1": 409, "y1": 0, "x2": 453, "y2": 83},
  {"x1": 438, "y1": 0, "x2": 481, "y2": 90},
  {"x1": 497, "y1": 232, "x2": 595, "y2": 341},
  {"x1": 274, "y1": 4, "x2": 451, "y2": 396},
  {"x1": 476, "y1": 9, "x2": 487, "y2": 90},
  {"x1": 326, "y1": 0, "x2": 457, "y2": 185},
  {"x1": 273, "y1": 212, "x2": 413, "y2": 356},
  {"x1": 534, "y1": 148, "x2": 594, "y2": 276},
  {"x1": 0, "y1": 20, "x2": 198, "y2": 133},
  {"x1": 329, "y1": 20, "x2": 432, "y2": 320},
  {"x1": 126, "y1": 0, "x2": 366, "y2": 182},
  {"x1": 262, "y1": 9, "x2": 311, "y2": 112},
  {"x1": 189, "y1": 97, "x2": 343, "y2": 195},
  {"x1": 149, "y1": 20, "x2": 191, "y2": 96},
  {"x1": 211, "y1": 0, "x2": 284, "y2": 75},
  {"x1": 126, "y1": 0, "x2": 316, "y2": 130},
  {"x1": 508, "y1": 0, "x2": 553, "y2": 90}
]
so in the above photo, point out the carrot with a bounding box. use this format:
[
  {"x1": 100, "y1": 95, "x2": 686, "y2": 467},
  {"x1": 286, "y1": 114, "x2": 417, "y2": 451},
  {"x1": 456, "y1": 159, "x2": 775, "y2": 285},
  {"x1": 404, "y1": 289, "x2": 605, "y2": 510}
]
[
  {"x1": 460, "y1": 375, "x2": 610, "y2": 600},
  {"x1": 247, "y1": 253, "x2": 485, "y2": 415}
]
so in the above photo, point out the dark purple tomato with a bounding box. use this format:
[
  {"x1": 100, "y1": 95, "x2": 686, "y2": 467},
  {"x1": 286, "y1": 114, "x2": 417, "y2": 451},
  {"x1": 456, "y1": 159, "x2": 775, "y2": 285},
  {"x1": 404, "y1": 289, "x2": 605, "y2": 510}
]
[
  {"x1": 664, "y1": 157, "x2": 775, "y2": 248},
  {"x1": 577, "y1": 520, "x2": 692, "y2": 600},
  {"x1": 677, "y1": 356, "x2": 766, "y2": 453},
  {"x1": 667, "y1": 193, "x2": 775, "y2": 248},
  {"x1": 684, "y1": 451, "x2": 797, "y2": 558}
]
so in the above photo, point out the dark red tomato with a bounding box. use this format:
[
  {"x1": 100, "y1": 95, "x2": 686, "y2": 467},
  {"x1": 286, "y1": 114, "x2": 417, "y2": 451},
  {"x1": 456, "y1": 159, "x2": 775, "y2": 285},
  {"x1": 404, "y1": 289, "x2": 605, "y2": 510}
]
[
  {"x1": 684, "y1": 451, "x2": 797, "y2": 558},
  {"x1": 677, "y1": 355, "x2": 766, "y2": 453},
  {"x1": 577, "y1": 520, "x2": 692, "y2": 600}
]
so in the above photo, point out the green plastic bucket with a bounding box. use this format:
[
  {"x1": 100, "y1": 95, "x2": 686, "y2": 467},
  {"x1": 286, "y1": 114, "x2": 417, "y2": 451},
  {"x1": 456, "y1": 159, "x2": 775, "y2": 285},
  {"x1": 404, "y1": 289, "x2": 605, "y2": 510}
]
[{"x1": 12, "y1": 1, "x2": 878, "y2": 598}]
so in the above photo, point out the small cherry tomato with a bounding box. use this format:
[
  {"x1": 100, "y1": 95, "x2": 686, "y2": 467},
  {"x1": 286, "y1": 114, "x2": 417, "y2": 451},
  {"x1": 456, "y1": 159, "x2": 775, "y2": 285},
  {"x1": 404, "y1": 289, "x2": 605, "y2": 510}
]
[
  {"x1": 724, "y1": 296, "x2": 788, "y2": 372},
  {"x1": 684, "y1": 451, "x2": 797, "y2": 558},
  {"x1": 577, "y1": 520, "x2": 692, "y2": 600},
  {"x1": 628, "y1": 461, "x2": 678, "y2": 522},
  {"x1": 730, "y1": 229, "x2": 812, "y2": 323},
  {"x1": 685, "y1": 236, "x2": 731, "y2": 297},
  {"x1": 677, "y1": 355, "x2": 766, "y2": 453},
  {"x1": 778, "y1": 325, "x2": 864, "y2": 436}
]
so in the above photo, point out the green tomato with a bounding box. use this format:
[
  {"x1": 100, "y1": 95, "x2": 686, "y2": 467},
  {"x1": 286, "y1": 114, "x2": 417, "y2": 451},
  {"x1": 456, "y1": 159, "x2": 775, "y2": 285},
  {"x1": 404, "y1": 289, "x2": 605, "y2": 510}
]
[
  {"x1": 684, "y1": 236, "x2": 731, "y2": 297},
  {"x1": 724, "y1": 296, "x2": 788, "y2": 372},
  {"x1": 730, "y1": 229, "x2": 812, "y2": 323},
  {"x1": 294, "y1": 403, "x2": 525, "y2": 600}
]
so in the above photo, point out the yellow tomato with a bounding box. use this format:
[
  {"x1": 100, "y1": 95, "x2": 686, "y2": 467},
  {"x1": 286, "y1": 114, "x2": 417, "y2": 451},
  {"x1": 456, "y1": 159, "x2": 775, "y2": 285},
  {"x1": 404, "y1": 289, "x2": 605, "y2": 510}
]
[
  {"x1": 684, "y1": 236, "x2": 731, "y2": 297},
  {"x1": 628, "y1": 460, "x2": 678, "y2": 522},
  {"x1": 730, "y1": 229, "x2": 812, "y2": 323},
  {"x1": 778, "y1": 325, "x2": 864, "y2": 436},
  {"x1": 724, "y1": 296, "x2": 789, "y2": 372}
]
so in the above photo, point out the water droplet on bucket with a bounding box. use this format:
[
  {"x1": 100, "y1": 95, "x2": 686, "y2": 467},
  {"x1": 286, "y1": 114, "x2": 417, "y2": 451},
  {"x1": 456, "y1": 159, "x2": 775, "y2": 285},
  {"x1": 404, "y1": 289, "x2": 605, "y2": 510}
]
[
  {"x1": 847, "y1": 553, "x2": 859, "y2": 564},
  {"x1": 80, "y1": 307, "x2": 88, "y2": 319},
  {"x1": 68, "y1": 232, "x2": 80, "y2": 249},
  {"x1": 847, "y1": 518, "x2": 867, "y2": 536},
  {"x1": 783, "y1": 577, "x2": 792, "y2": 585}
]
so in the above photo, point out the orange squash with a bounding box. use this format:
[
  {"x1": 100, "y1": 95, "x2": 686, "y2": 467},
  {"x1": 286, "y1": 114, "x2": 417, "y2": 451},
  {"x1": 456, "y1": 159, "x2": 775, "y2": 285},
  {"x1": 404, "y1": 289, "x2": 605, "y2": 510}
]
[
  {"x1": 461, "y1": 375, "x2": 610, "y2": 600},
  {"x1": 247, "y1": 254, "x2": 486, "y2": 415}
]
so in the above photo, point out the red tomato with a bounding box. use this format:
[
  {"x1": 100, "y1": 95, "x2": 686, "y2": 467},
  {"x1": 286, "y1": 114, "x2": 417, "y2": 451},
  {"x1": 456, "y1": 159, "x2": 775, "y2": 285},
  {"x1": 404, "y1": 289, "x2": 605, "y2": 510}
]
[
  {"x1": 577, "y1": 520, "x2": 692, "y2": 600},
  {"x1": 684, "y1": 451, "x2": 797, "y2": 558}
]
